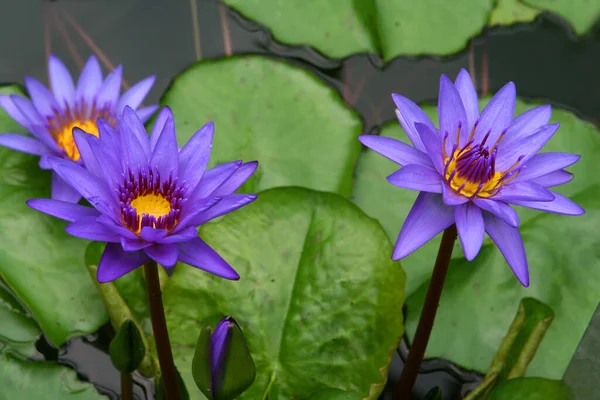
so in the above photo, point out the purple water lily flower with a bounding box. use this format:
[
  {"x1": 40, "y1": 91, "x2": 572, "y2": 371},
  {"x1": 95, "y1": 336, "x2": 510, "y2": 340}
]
[
  {"x1": 359, "y1": 69, "x2": 584, "y2": 286},
  {"x1": 0, "y1": 54, "x2": 157, "y2": 203},
  {"x1": 27, "y1": 106, "x2": 258, "y2": 283}
]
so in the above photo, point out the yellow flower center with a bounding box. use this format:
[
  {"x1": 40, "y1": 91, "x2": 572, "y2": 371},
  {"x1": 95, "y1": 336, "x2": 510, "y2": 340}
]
[
  {"x1": 442, "y1": 123, "x2": 521, "y2": 199},
  {"x1": 444, "y1": 148, "x2": 503, "y2": 198},
  {"x1": 131, "y1": 194, "x2": 171, "y2": 219},
  {"x1": 55, "y1": 120, "x2": 100, "y2": 161}
]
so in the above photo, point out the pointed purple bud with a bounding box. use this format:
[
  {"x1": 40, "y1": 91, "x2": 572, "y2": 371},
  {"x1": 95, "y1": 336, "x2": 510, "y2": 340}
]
[{"x1": 192, "y1": 316, "x2": 256, "y2": 400}]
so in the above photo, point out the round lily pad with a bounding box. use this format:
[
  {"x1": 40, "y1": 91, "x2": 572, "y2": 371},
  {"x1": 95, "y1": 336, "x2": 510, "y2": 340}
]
[
  {"x1": 163, "y1": 187, "x2": 405, "y2": 399},
  {"x1": 158, "y1": 55, "x2": 363, "y2": 198}
]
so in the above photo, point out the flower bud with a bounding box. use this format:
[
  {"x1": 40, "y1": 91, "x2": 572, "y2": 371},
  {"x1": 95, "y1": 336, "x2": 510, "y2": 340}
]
[{"x1": 192, "y1": 316, "x2": 256, "y2": 400}]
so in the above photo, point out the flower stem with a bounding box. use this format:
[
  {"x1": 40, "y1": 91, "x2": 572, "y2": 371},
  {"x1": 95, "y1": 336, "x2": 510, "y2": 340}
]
[
  {"x1": 144, "y1": 260, "x2": 180, "y2": 400},
  {"x1": 395, "y1": 225, "x2": 457, "y2": 400},
  {"x1": 120, "y1": 372, "x2": 133, "y2": 400}
]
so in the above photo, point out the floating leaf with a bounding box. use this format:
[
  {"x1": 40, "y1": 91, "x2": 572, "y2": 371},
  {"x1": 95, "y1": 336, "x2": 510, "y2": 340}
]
[
  {"x1": 489, "y1": 0, "x2": 541, "y2": 27},
  {"x1": 163, "y1": 187, "x2": 405, "y2": 399},
  {"x1": 223, "y1": 0, "x2": 495, "y2": 60},
  {"x1": 488, "y1": 377, "x2": 575, "y2": 400},
  {"x1": 0, "y1": 280, "x2": 40, "y2": 358},
  {"x1": 563, "y1": 302, "x2": 600, "y2": 400},
  {"x1": 352, "y1": 97, "x2": 600, "y2": 378},
  {"x1": 522, "y1": 0, "x2": 600, "y2": 34},
  {"x1": 109, "y1": 319, "x2": 146, "y2": 374},
  {"x1": 158, "y1": 55, "x2": 362, "y2": 198},
  {"x1": 375, "y1": 0, "x2": 494, "y2": 59},
  {"x1": 0, "y1": 85, "x2": 106, "y2": 346},
  {"x1": 465, "y1": 298, "x2": 554, "y2": 400},
  {"x1": 0, "y1": 354, "x2": 106, "y2": 399},
  {"x1": 222, "y1": 0, "x2": 379, "y2": 59}
]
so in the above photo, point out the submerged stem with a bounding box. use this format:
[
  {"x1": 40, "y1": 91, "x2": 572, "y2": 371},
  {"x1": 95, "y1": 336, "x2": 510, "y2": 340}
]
[
  {"x1": 144, "y1": 260, "x2": 180, "y2": 400},
  {"x1": 121, "y1": 372, "x2": 133, "y2": 400},
  {"x1": 395, "y1": 225, "x2": 457, "y2": 400}
]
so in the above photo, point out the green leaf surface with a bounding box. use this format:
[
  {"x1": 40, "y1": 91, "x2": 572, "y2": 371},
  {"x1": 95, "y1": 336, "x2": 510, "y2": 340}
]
[
  {"x1": 0, "y1": 354, "x2": 107, "y2": 400},
  {"x1": 0, "y1": 280, "x2": 40, "y2": 358},
  {"x1": 488, "y1": 377, "x2": 574, "y2": 400},
  {"x1": 563, "y1": 302, "x2": 600, "y2": 400},
  {"x1": 489, "y1": 0, "x2": 541, "y2": 27},
  {"x1": 305, "y1": 389, "x2": 361, "y2": 400},
  {"x1": 163, "y1": 187, "x2": 405, "y2": 400},
  {"x1": 465, "y1": 298, "x2": 554, "y2": 400},
  {"x1": 158, "y1": 56, "x2": 362, "y2": 198},
  {"x1": 222, "y1": 0, "x2": 379, "y2": 59},
  {"x1": 375, "y1": 0, "x2": 494, "y2": 58},
  {"x1": 352, "y1": 97, "x2": 600, "y2": 378},
  {"x1": 222, "y1": 0, "x2": 495, "y2": 60},
  {"x1": 522, "y1": 0, "x2": 600, "y2": 34},
  {"x1": 0, "y1": 85, "x2": 107, "y2": 347}
]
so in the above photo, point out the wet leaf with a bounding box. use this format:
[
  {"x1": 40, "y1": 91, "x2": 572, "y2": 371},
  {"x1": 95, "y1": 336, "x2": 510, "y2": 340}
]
[
  {"x1": 0, "y1": 354, "x2": 106, "y2": 399},
  {"x1": 489, "y1": 0, "x2": 541, "y2": 27},
  {"x1": 0, "y1": 280, "x2": 40, "y2": 358},
  {"x1": 0, "y1": 85, "x2": 107, "y2": 347},
  {"x1": 157, "y1": 56, "x2": 362, "y2": 198},
  {"x1": 522, "y1": 0, "x2": 600, "y2": 34},
  {"x1": 352, "y1": 97, "x2": 600, "y2": 378},
  {"x1": 163, "y1": 187, "x2": 405, "y2": 399},
  {"x1": 488, "y1": 377, "x2": 574, "y2": 400}
]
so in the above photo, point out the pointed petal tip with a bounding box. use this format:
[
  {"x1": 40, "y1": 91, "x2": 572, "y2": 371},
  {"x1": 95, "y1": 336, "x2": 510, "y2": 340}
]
[{"x1": 518, "y1": 274, "x2": 530, "y2": 287}]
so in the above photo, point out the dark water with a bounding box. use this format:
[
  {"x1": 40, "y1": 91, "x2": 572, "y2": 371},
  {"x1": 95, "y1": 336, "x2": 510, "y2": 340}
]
[{"x1": 3, "y1": 0, "x2": 600, "y2": 399}]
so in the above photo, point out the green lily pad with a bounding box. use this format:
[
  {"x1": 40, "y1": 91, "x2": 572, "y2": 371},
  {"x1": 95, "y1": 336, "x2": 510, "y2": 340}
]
[
  {"x1": 163, "y1": 187, "x2": 405, "y2": 399},
  {"x1": 489, "y1": 0, "x2": 541, "y2": 27},
  {"x1": 223, "y1": 0, "x2": 379, "y2": 59},
  {"x1": 522, "y1": 0, "x2": 600, "y2": 34},
  {"x1": 0, "y1": 280, "x2": 40, "y2": 358},
  {"x1": 488, "y1": 377, "x2": 574, "y2": 400},
  {"x1": 0, "y1": 354, "x2": 107, "y2": 399},
  {"x1": 352, "y1": 97, "x2": 600, "y2": 378},
  {"x1": 222, "y1": 1, "x2": 495, "y2": 60},
  {"x1": 0, "y1": 85, "x2": 107, "y2": 347},
  {"x1": 375, "y1": 0, "x2": 494, "y2": 59},
  {"x1": 158, "y1": 56, "x2": 362, "y2": 198}
]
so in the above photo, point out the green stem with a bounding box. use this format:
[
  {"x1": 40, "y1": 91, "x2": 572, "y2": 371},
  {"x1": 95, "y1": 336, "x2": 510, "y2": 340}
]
[
  {"x1": 395, "y1": 225, "x2": 457, "y2": 400},
  {"x1": 144, "y1": 260, "x2": 180, "y2": 400},
  {"x1": 121, "y1": 372, "x2": 133, "y2": 400}
]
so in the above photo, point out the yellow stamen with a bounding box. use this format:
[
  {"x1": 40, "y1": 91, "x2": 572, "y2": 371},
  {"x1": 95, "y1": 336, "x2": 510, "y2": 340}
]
[
  {"x1": 444, "y1": 148, "x2": 503, "y2": 198},
  {"x1": 55, "y1": 120, "x2": 100, "y2": 161},
  {"x1": 131, "y1": 194, "x2": 171, "y2": 219}
]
